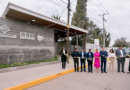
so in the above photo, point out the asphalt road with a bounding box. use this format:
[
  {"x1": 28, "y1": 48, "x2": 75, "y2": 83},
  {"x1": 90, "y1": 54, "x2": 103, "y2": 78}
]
[{"x1": 26, "y1": 58, "x2": 130, "y2": 90}]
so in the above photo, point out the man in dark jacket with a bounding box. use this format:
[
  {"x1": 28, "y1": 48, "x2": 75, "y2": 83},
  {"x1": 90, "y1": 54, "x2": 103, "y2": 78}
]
[
  {"x1": 71, "y1": 48, "x2": 79, "y2": 72},
  {"x1": 79, "y1": 48, "x2": 86, "y2": 72},
  {"x1": 100, "y1": 47, "x2": 108, "y2": 73},
  {"x1": 86, "y1": 49, "x2": 94, "y2": 73}
]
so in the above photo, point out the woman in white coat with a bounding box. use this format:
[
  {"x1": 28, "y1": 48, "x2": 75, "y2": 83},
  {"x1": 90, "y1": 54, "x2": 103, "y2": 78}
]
[{"x1": 109, "y1": 49, "x2": 116, "y2": 73}]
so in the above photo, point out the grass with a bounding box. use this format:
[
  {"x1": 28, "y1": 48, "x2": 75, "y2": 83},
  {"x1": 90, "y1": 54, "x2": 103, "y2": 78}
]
[{"x1": 0, "y1": 56, "x2": 59, "y2": 69}]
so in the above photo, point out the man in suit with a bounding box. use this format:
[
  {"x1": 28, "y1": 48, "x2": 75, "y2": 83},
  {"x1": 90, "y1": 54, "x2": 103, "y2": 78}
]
[
  {"x1": 71, "y1": 48, "x2": 80, "y2": 72},
  {"x1": 100, "y1": 47, "x2": 108, "y2": 73},
  {"x1": 86, "y1": 49, "x2": 94, "y2": 73},
  {"x1": 79, "y1": 48, "x2": 86, "y2": 72},
  {"x1": 115, "y1": 46, "x2": 126, "y2": 73}
]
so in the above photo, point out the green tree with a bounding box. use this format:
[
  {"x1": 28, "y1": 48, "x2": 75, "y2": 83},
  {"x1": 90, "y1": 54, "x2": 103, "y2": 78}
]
[
  {"x1": 113, "y1": 37, "x2": 129, "y2": 47},
  {"x1": 87, "y1": 20, "x2": 111, "y2": 47},
  {"x1": 51, "y1": 15, "x2": 64, "y2": 22},
  {"x1": 71, "y1": 0, "x2": 88, "y2": 46}
]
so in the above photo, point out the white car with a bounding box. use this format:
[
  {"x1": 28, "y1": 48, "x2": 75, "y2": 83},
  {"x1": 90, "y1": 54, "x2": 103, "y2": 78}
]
[{"x1": 124, "y1": 48, "x2": 130, "y2": 56}]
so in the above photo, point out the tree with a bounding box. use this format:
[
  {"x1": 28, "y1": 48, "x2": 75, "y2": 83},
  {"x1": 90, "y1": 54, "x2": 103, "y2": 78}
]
[
  {"x1": 87, "y1": 20, "x2": 111, "y2": 47},
  {"x1": 71, "y1": 0, "x2": 88, "y2": 46},
  {"x1": 105, "y1": 32, "x2": 111, "y2": 47},
  {"x1": 113, "y1": 37, "x2": 129, "y2": 47},
  {"x1": 51, "y1": 15, "x2": 64, "y2": 22}
]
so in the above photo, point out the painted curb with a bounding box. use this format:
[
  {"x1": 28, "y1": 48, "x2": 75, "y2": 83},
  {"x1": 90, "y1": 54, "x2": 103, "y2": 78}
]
[{"x1": 4, "y1": 65, "x2": 88, "y2": 90}]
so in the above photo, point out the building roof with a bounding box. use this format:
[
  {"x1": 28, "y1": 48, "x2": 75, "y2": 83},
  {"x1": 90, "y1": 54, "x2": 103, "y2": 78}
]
[{"x1": 1, "y1": 3, "x2": 88, "y2": 37}]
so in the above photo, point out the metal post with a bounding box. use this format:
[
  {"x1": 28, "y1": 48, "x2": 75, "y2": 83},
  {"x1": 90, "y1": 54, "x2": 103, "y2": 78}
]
[
  {"x1": 103, "y1": 14, "x2": 105, "y2": 47},
  {"x1": 99, "y1": 13, "x2": 108, "y2": 47},
  {"x1": 67, "y1": 0, "x2": 70, "y2": 63},
  {"x1": 76, "y1": 35, "x2": 78, "y2": 46}
]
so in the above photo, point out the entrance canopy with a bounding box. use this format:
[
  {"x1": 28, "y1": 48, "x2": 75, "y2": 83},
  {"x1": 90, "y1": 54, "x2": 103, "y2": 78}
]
[{"x1": 2, "y1": 3, "x2": 88, "y2": 38}]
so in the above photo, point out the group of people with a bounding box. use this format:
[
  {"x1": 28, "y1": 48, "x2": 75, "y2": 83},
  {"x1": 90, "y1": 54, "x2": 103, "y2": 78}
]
[{"x1": 61, "y1": 46, "x2": 130, "y2": 74}]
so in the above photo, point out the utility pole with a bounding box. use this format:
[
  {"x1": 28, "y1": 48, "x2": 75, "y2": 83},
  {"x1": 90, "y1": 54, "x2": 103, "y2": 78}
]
[
  {"x1": 67, "y1": 0, "x2": 70, "y2": 63},
  {"x1": 99, "y1": 13, "x2": 108, "y2": 47}
]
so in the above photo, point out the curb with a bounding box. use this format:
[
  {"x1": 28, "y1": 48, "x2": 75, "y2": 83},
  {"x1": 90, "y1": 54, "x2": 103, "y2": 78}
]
[{"x1": 4, "y1": 64, "x2": 88, "y2": 90}]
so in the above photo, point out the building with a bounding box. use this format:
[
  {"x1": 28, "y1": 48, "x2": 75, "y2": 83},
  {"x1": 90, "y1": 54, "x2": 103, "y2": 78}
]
[{"x1": 0, "y1": 3, "x2": 88, "y2": 64}]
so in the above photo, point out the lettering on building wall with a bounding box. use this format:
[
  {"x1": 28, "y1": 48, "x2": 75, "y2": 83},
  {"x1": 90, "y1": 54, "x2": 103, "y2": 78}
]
[
  {"x1": 20, "y1": 32, "x2": 35, "y2": 40},
  {"x1": 0, "y1": 25, "x2": 17, "y2": 38},
  {"x1": 37, "y1": 34, "x2": 44, "y2": 42}
]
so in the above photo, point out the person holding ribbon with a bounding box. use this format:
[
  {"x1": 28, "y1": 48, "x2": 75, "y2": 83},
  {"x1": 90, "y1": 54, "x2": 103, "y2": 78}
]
[
  {"x1": 109, "y1": 49, "x2": 116, "y2": 73},
  {"x1": 71, "y1": 48, "x2": 80, "y2": 72},
  {"x1": 100, "y1": 47, "x2": 108, "y2": 73}
]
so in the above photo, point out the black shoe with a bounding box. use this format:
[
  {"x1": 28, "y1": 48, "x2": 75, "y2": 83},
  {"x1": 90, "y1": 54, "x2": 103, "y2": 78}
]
[
  {"x1": 101, "y1": 71, "x2": 103, "y2": 73},
  {"x1": 77, "y1": 71, "x2": 79, "y2": 72},
  {"x1": 84, "y1": 71, "x2": 86, "y2": 72},
  {"x1": 88, "y1": 71, "x2": 90, "y2": 73},
  {"x1": 117, "y1": 71, "x2": 120, "y2": 73},
  {"x1": 104, "y1": 72, "x2": 107, "y2": 73},
  {"x1": 122, "y1": 71, "x2": 125, "y2": 73},
  {"x1": 91, "y1": 71, "x2": 93, "y2": 73},
  {"x1": 80, "y1": 71, "x2": 82, "y2": 72}
]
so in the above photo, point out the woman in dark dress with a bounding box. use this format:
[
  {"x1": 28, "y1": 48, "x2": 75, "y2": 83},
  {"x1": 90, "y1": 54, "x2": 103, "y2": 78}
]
[{"x1": 61, "y1": 47, "x2": 67, "y2": 69}]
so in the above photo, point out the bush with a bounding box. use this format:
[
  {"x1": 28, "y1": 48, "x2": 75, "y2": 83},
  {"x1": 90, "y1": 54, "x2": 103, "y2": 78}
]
[
  {"x1": 55, "y1": 55, "x2": 58, "y2": 59},
  {"x1": 0, "y1": 57, "x2": 59, "y2": 69}
]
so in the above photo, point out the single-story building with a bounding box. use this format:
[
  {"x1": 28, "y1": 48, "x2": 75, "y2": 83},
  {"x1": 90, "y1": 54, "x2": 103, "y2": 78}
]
[{"x1": 0, "y1": 3, "x2": 88, "y2": 64}]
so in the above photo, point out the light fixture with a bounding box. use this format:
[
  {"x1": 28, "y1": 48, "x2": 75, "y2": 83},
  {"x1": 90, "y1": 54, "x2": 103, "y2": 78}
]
[
  {"x1": 32, "y1": 19, "x2": 35, "y2": 22},
  {"x1": 65, "y1": 29, "x2": 67, "y2": 30}
]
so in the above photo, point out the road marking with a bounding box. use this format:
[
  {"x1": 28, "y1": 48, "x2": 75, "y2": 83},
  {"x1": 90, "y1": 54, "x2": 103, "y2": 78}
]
[{"x1": 4, "y1": 65, "x2": 88, "y2": 90}]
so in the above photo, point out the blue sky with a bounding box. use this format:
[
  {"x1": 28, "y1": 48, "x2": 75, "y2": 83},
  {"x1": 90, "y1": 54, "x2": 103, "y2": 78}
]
[{"x1": 0, "y1": 0, "x2": 130, "y2": 46}]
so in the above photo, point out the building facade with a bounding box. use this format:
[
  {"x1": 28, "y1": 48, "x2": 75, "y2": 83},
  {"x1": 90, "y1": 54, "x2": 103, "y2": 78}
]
[{"x1": 0, "y1": 18, "x2": 55, "y2": 64}]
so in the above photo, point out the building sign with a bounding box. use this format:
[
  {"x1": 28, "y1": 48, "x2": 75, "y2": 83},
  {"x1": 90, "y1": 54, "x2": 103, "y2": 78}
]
[
  {"x1": 20, "y1": 32, "x2": 35, "y2": 40},
  {"x1": 37, "y1": 34, "x2": 53, "y2": 42},
  {"x1": 94, "y1": 39, "x2": 99, "y2": 51},
  {"x1": 0, "y1": 25, "x2": 17, "y2": 38},
  {"x1": 37, "y1": 34, "x2": 44, "y2": 42}
]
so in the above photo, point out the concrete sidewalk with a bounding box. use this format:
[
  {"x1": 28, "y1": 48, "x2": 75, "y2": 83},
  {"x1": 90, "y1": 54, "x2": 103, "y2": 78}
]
[
  {"x1": 26, "y1": 59, "x2": 130, "y2": 90},
  {"x1": 0, "y1": 57, "x2": 75, "y2": 90}
]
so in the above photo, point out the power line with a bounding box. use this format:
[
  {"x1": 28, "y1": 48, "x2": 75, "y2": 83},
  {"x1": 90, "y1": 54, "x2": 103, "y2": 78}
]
[
  {"x1": 87, "y1": 4, "x2": 100, "y2": 15},
  {"x1": 87, "y1": 14, "x2": 120, "y2": 39},
  {"x1": 70, "y1": 5, "x2": 120, "y2": 39},
  {"x1": 70, "y1": 1, "x2": 120, "y2": 40},
  {"x1": 0, "y1": 0, "x2": 5, "y2": 8},
  {"x1": 90, "y1": 0, "x2": 105, "y2": 13},
  {"x1": 59, "y1": 7, "x2": 67, "y2": 16},
  {"x1": 50, "y1": 0, "x2": 119, "y2": 40},
  {"x1": 50, "y1": 0, "x2": 65, "y2": 9},
  {"x1": 97, "y1": 0, "x2": 108, "y2": 13},
  {"x1": 97, "y1": 0, "x2": 125, "y2": 37}
]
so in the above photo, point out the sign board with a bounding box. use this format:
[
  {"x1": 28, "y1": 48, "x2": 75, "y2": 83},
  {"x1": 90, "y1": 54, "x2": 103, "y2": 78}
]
[
  {"x1": 20, "y1": 32, "x2": 35, "y2": 40},
  {"x1": 86, "y1": 43, "x2": 94, "y2": 53},
  {"x1": 0, "y1": 25, "x2": 17, "y2": 38},
  {"x1": 94, "y1": 39, "x2": 99, "y2": 51}
]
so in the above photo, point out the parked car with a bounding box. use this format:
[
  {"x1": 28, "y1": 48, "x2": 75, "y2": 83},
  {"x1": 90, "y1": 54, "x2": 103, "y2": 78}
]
[{"x1": 123, "y1": 48, "x2": 130, "y2": 56}]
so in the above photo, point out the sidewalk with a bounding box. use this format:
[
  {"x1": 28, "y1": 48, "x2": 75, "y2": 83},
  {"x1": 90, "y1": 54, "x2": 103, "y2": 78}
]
[{"x1": 0, "y1": 56, "x2": 74, "y2": 90}]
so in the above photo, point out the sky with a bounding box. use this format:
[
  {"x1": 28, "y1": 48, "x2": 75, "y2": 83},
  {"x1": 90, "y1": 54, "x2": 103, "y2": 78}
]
[{"x1": 0, "y1": 0, "x2": 130, "y2": 46}]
